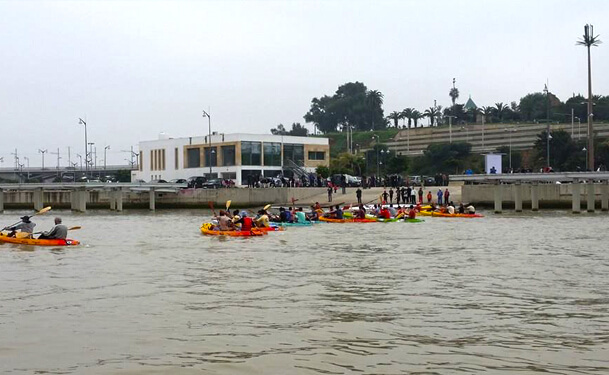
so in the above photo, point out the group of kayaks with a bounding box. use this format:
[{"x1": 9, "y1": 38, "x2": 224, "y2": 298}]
[{"x1": 200, "y1": 203, "x2": 483, "y2": 237}]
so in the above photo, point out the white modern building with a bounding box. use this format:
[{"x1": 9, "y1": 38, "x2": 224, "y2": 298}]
[{"x1": 132, "y1": 133, "x2": 330, "y2": 185}]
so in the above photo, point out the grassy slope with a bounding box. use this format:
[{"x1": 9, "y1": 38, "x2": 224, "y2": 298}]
[{"x1": 316, "y1": 129, "x2": 400, "y2": 158}]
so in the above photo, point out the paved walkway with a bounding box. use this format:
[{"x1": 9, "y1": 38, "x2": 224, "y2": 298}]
[{"x1": 295, "y1": 186, "x2": 463, "y2": 206}]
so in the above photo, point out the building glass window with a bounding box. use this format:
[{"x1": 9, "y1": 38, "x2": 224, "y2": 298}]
[
  {"x1": 283, "y1": 144, "x2": 304, "y2": 166},
  {"x1": 241, "y1": 169, "x2": 262, "y2": 185},
  {"x1": 221, "y1": 145, "x2": 235, "y2": 166},
  {"x1": 263, "y1": 142, "x2": 282, "y2": 166},
  {"x1": 204, "y1": 147, "x2": 217, "y2": 167},
  {"x1": 186, "y1": 148, "x2": 200, "y2": 168},
  {"x1": 241, "y1": 141, "x2": 262, "y2": 165},
  {"x1": 308, "y1": 151, "x2": 325, "y2": 160}
]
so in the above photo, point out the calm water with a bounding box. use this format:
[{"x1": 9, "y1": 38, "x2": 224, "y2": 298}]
[{"x1": 1, "y1": 209, "x2": 608, "y2": 374}]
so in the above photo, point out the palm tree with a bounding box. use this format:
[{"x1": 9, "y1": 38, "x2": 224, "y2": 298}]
[
  {"x1": 481, "y1": 106, "x2": 494, "y2": 123},
  {"x1": 449, "y1": 87, "x2": 460, "y2": 107},
  {"x1": 411, "y1": 110, "x2": 424, "y2": 128},
  {"x1": 424, "y1": 107, "x2": 441, "y2": 126},
  {"x1": 366, "y1": 90, "x2": 384, "y2": 130},
  {"x1": 387, "y1": 111, "x2": 401, "y2": 128},
  {"x1": 401, "y1": 108, "x2": 414, "y2": 128},
  {"x1": 495, "y1": 102, "x2": 509, "y2": 122}
]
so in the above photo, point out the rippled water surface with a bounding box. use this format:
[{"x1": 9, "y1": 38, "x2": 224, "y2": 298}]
[{"x1": 1, "y1": 209, "x2": 608, "y2": 374}]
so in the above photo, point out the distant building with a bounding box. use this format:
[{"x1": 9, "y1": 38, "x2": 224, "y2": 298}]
[
  {"x1": 132, "y1": 133, "x2": 330, "y2": 185},
  {"x1": 464, "y1": 96, "x2": 477, "y2": 112}
]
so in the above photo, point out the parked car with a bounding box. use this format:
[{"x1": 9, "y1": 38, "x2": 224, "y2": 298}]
[
  {"x1": 330, "y1": 174, "x2": 361, "y2": 187},
  {"x1": 202, "y1": 178, "x2": 223, "y2": 189},
  {"x1": 423, "y1": 176, "x2": 436, "y2": 186},
  {"x1": 169, "y1": 178, "x2": 187, "y2": 184},
  {"x1": 149, "y1": 179, "x2": 168, "y2": 183},
  {"x1": 187, "y1": 176, "x2": 207, "y2": 188}
]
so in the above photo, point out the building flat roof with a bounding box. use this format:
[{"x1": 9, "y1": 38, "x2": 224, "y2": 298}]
[{"x1": 140, "y1": 133, "x2": 329, "y2": 147}]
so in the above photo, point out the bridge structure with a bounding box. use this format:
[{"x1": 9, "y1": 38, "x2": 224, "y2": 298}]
[
  {"x1": 451, "y1": 172, "x2": 609, "y2": 214},
  {"x1": 0, "y1": 164, "x2": 137, "y2": 183},
  {"x1": 0, "y1": 182, "x2": 185, "y2": 212}
]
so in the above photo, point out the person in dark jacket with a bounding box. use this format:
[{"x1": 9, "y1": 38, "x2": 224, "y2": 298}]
[{"x1": 38, "y1": 217, "x2": 67, "y2": 239}]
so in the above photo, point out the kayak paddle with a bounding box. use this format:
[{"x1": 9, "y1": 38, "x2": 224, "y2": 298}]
[{"x1": 226, "y1": 200, "x2": 232, "y2": 210}]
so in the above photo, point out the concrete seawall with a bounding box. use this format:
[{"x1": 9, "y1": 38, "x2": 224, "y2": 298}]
[
  {"x1": 0, "y1": 187, "x2": 347, "y2": 210},
  {"x1": 463, "y1": 183, "x2": 609, "y2": 210}
]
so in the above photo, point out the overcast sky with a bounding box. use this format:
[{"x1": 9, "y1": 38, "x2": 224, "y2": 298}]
[{"x1": 1, "y1": 0, "x2": 607, "y2": 167}]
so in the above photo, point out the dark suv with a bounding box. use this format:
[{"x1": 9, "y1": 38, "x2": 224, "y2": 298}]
[{"x1": 187, "y1": 176, "x2": 207, "y2": 188}]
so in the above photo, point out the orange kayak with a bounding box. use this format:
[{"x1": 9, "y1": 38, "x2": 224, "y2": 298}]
[
  {"x1": 0, "y1": 233, "x2": 80, "y2": 246},
  {"x1": 257, "y1": 226, "x2": 286, "y2": 232},
  {"x1": 200, "y1": 223, "x2": 266, "y2": 236}
]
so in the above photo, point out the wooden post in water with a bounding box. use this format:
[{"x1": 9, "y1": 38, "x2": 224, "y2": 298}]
[
  {"x1": 601, "y1": 181, "x2": 609, "y2": 211},
  {"x1": 514, "y1": 183, "x2": 522, "y2": 212},
  {"x1": 0, "y1": 188, "x2": 4, "y2": 213},
  {"x1": 531, "y1": 183, "x2": 539, "y2": 211},
  {"x1": 586, "y1": 182, "x2": 595, "y2": 212},
  {"x1": 572, "y1": 180, "x2": 581, "y2": 214},
  {"x1": 494, "y1": 182, "x2": 503, "y2": 214}
]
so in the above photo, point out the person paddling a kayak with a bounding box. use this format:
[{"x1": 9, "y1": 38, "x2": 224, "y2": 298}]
[
  {"x1": 255, "y1": 209, "x2": 270, "y2": 228},
  {"x1": 294, "y1": 207, "x2": 307, "y2": 223},
  {"x1": 234, "y1": 212, "x2": 254, "y2": 231},
  {"x1": 38, "y1": 217, "x2": 68, "y2": 239},
  {"x1": 216, "y1": 211, "x2": 234, "y2": 231},
  {"x1": 4, "y1": 216, "x2": 36, "y2": 238}
]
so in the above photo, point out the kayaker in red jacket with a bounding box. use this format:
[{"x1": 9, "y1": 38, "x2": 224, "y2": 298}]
[{"x1": 235, "y1": 212, "x2": 254, "y2": 231}]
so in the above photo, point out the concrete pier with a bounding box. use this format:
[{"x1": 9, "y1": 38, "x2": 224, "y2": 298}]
[
  {"x1": 115, "y1": 189, "x2": 123, "y2": 212},
  {"x1": 149, "y1": 188, "x2": 155, "y2": 211},
  {"x1": 587, "y1": 182, "x2": 596, "y2": 212},
  {"x1": 514, "y1": 184, "x2": 522, "y2": 212},
  {"x1": 602, "y1": 182, "x2": 609, "y2": 211},
  {"x1": 531, "y1": 184, "x2": 539, "y2": 211},
  {"x1": 494, "y1": 183, "x2": 502, "y2": 214},
  {"x1": 109, "y1": 190, "x2": 116, "y2": 211},
  {"x1": 33, "y1": 188, "x2": 43, "y2": 211},
  {"x1": 572, "y1": 181, "x2": 581, "y2": 214},
  {"x1": 71, "y1": 189, "x2": 87, "y2": 212}
]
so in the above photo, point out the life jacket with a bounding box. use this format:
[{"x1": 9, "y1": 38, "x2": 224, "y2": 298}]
[{"x1": 241, "y1": 217, "x2": 253, "y2": 231}]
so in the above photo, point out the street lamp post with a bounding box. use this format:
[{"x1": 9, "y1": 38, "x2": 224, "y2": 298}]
[
  {"x1": 78, "y1": 118, "x2": 88, "y2": 176},
  {"x1": 24, "y1": 156, "x2": 30, "y2": 179},
  {"x1": 104, "y1": 145, "x2": 110, "y2": 170},
  {"x1": 202, "y1": 110, "x2": 212, "y2": 177},
  {"x1": 583, "y1": 147, "x2": 588, "y2": 170},
  {"x1": 371, "y1": 135, "x2": 379, "y2": 181},
  {"x1": 544, "y1": 84, "x2": 551, "y2": 168},
  {"x1": 38, "y1": 149, "x2": 47, "y2": 170},
  {"x1": 577, "y1": 24, "x2": 601, "y2": 171},
  {"x1": 446, "y1": 115, "x2": 456, "y2": 143},
  {"x1": 504, "y1": 128, "x2": 516, "y2": 172},
  {"x1": 88, "y1": 143, "x2": 95, "y2": 171}
]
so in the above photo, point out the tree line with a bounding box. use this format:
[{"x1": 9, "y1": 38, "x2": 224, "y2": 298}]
[
  {"x1": 319, "y1": 130, "x2": 609, "y2": 178},
  {"x1": 288, "y1": 81, "x2": 609, "y2": 134}
]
